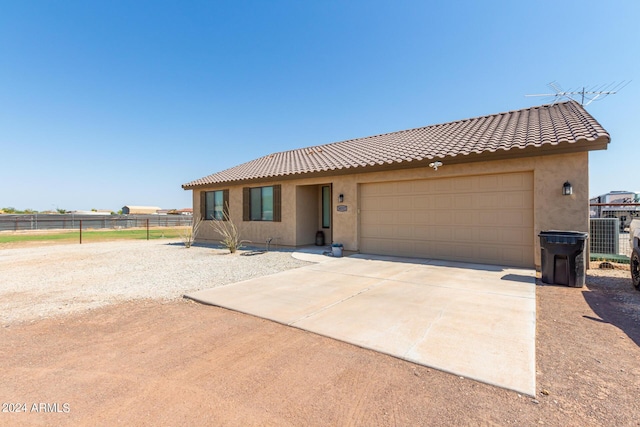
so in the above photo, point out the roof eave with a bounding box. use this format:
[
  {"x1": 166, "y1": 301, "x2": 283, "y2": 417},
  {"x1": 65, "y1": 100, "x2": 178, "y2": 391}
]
[{"x1": 441, "y1": 135, "x2": 610, "y2": 165}]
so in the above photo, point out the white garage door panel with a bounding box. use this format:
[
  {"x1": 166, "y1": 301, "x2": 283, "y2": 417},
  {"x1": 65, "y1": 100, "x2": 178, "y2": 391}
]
[{"x1": 359, "y1": 172, "x2": 534, "y2": 267}]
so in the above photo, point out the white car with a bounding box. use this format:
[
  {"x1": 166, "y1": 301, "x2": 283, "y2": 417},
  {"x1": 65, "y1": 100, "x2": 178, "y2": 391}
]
[{"x1": 630, "y1": 219, "x2": 640, "y2": 290}]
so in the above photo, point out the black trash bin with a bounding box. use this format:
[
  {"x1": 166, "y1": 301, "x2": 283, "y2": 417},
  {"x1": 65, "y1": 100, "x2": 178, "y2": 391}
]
[{"x1": 539, "y1": 231, "x2": 589, "y2": 287}]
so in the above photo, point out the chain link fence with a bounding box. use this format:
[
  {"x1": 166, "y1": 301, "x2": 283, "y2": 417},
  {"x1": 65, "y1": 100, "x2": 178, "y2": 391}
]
[{"x1": 589, "y1": 203, "x2": 639, "y2": 263}]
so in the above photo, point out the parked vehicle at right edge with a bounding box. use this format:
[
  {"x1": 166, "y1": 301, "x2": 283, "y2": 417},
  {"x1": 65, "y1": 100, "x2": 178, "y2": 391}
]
[{"x1": 630, "y1": 219, "x2": 640, "y2": 290}]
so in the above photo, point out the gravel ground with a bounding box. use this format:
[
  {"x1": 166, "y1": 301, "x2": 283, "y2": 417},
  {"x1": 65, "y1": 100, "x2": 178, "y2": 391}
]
[
  {"x1": 0, "y1": 239, "x2": 311, "y2": 325},
  {"x1": 1, "y1": 241, "x2": 639, "y2": 424}
]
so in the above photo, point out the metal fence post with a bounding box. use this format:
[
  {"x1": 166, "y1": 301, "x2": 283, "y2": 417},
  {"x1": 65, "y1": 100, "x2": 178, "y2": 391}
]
[
  {"x1": 79, "y1": 220, "x2": 83, "y2": 244},
  {"x1": 146, "y1": 219, "x2": 149, "y2": 240}
]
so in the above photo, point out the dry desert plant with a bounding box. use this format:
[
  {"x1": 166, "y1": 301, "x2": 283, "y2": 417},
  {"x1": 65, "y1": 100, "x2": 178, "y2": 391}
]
[
  {"x1": 180, "y1": 217, "x2": 202, "y2": 248},
  {"x1": 209, "y1": 205, "x2": 249, "y2": 253}
]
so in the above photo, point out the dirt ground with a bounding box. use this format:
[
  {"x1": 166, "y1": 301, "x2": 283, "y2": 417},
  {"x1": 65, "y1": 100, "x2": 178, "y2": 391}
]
[{"x1": 1, "y1": 268, "x2": 639, "y2": 426}]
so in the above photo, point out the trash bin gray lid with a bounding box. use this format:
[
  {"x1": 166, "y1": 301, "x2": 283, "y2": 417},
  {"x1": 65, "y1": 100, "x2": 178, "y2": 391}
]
[
  {"x1": 539, "y1": 230, "x2": 588, "y2": 237},
  {"x1": 539, "y1": 230, "x2": 588, "y2": 244}
]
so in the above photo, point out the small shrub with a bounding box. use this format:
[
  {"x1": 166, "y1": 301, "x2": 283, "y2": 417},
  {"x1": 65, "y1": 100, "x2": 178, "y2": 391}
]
[
  {"x1": 209, "y1": 205, "x2": 248, "y2": 253},
  {"x1": 180, "y1": 218, "x2": 202, "y2": 248}
]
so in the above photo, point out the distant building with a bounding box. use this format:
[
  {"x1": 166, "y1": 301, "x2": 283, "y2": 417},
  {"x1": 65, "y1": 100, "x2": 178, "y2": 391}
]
[
  {"x1": 121, "y1": 206, "x2": 162, "y2": 215},
  {"x1": 590, "y1": 190, "x2": 640, "y2": 230},
  {"x1": 162, "y1": 208, "x2": 193, "y2": 215}
]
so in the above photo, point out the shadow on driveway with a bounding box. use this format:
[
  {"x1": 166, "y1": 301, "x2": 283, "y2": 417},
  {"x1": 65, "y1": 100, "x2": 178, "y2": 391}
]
[{"x1": 582, "y1": 273, "x2": 640, "y2": 347}]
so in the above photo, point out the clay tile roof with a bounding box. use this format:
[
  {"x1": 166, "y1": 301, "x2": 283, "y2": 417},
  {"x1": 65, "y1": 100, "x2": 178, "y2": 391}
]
[{"x1": 183, "y1": 101, "x2": 609, "y2": 188}]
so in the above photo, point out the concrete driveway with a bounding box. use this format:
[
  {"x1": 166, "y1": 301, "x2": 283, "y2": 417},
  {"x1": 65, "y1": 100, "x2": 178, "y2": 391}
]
[{"x1": 186, "y1": 254, "x2": 536, "y2": 396}]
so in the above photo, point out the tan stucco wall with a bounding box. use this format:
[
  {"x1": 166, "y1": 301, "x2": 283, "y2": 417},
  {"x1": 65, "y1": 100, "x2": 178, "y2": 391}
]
[{"x1": 191, "y1": 151, "x2": 589, "y2": 268}]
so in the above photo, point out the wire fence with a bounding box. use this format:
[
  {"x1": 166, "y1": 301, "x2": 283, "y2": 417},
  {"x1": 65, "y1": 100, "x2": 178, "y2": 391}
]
[
  {"x1": 2, "y1": 207, "x2": 637, "y2": 258},
  {"x1": 0, "y1": 214, "x2": 192, "y2": 232},
  {"x1": 589, "y1": 203, "x2": 640, "y2": 263}
]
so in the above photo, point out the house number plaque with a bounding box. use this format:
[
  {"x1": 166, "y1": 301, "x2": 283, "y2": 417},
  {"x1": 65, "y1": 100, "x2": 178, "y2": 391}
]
[{"x1": 337, "y1": 205, "x2": 347, "y2": 212}]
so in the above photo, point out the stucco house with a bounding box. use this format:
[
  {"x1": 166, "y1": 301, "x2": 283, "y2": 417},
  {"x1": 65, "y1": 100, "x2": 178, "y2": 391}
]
[{"x1": 183, "y1": 101, "x2": 609, "y2": 269}]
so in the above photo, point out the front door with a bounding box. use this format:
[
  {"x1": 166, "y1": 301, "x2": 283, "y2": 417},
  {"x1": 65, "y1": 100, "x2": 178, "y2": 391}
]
[{"x1": 321, "y1": 185, "x2": 332, "y2": 243}]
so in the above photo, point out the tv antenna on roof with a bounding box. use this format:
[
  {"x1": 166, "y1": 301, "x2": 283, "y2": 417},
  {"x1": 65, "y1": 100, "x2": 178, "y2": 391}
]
[{"x1": 525, "y1": 81, "x2": 630, "y2": 106}]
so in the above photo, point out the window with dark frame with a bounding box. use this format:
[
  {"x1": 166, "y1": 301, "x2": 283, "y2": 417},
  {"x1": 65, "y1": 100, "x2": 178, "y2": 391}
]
[
  {"x1": 243, "y1": 185, "x2": 281, "y2": 222},
  {"x1": 202, "y1": 190, "x2": 228, "y2": 220},
  {"x1": 322, "y1": 185, "x2": 331, "y2": 228},
  {"x1": 251, "y1": 186, "x2": 273, "y2": 221}
]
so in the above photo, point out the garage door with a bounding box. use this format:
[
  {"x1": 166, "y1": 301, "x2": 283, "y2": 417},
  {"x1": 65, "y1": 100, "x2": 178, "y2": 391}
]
[{"x1": 359, "y1": 172, "x2": 534, "y2": 267}]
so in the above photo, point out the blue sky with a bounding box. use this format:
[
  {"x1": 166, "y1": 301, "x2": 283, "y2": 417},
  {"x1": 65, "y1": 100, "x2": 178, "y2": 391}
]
[{"x1": 1, "y1": 1, "x2": 638, "y2": 212}]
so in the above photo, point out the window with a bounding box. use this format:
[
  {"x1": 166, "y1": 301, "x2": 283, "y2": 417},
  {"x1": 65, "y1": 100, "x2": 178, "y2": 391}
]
[
  {"x1": 251, "y1": 186, "x2": 272, "y2": 221},
  {"x1": 322, "y1": 185, "x2": 331, "y2": 228},
  {"x1": 243, "y1": 185, "x2": 281, "y2": 222},
  {"x1": 201, "y1": 190, "x2": 229, "y2": 220}
]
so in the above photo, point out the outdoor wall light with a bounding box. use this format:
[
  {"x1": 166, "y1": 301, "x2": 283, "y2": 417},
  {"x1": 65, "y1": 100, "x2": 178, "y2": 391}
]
[
  {"x1": 429, "y1": 161, "x2": 443, "y2": 171},
  {"x1": 563, "y1": 181, "x2": 573, "y2": 196},
  {"x1": 338, "y1": 194, "x2": 344, "y2": 203}
]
